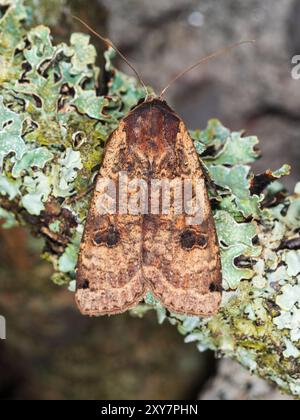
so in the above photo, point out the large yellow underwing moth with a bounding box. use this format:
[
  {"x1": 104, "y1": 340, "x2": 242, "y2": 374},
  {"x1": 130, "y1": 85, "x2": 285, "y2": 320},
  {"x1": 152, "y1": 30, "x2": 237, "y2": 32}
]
[{"x1": 74, "y1": 17, "x2": 253, "y2": 317}]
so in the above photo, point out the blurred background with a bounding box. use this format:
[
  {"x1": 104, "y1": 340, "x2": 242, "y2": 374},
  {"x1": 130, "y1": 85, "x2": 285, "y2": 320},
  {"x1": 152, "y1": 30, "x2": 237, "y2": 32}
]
[{"x1": 0, "y1": 0, "x2": 299, "y2": 400}]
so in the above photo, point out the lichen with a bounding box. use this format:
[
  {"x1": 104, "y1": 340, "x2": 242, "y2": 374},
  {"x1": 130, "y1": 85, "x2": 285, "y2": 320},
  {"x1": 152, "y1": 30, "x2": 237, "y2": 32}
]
[
  {"x1": 160, "y1": 184, "x2": 300, "y2": 398},
  {"x1": 135, "y1": 128, "x2": 299, "y2": 398},
  {"x1": 1, "y1": 0, "x2": 300, "y2": 398}
]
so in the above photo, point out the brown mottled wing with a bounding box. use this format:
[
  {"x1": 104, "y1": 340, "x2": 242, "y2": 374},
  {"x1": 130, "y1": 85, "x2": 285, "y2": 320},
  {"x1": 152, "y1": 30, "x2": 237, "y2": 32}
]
[
  {"x1": 135, "y1": 103, "x2": 222, "y2": 316},
  {"x1": 76, "y1": 122, "x2": 145, "y2": 316}
]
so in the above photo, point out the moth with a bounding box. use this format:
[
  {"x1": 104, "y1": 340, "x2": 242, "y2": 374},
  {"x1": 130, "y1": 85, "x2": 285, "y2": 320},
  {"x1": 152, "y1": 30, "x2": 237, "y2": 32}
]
[{"x1": 74, "y1": 18, "x2": 252, "y2": 317}]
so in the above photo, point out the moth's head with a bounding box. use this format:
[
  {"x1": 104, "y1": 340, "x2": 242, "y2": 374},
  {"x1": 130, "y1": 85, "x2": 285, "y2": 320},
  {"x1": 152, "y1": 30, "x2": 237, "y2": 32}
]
[
  {"x1": 136, "y1": 92, "x2": 164, "y2": 103},
  {"x1": 135, "y1": 93, "x2": 156, "y2": 107}
]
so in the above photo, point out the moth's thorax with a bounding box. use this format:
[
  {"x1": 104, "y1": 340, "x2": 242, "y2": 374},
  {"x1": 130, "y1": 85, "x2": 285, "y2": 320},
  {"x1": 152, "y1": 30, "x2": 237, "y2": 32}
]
[{"x1": 124, "y1": 99, "x2": 180, "y2": 155}]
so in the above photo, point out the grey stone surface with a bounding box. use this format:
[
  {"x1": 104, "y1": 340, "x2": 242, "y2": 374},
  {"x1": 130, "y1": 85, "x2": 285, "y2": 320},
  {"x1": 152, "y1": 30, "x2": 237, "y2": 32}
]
[
  {"x1": 100, "y1": 0, "x2": 300, "y2": 190},
  {"x1": 199, "y1": 359, "x2": 294, "y2": 400}
]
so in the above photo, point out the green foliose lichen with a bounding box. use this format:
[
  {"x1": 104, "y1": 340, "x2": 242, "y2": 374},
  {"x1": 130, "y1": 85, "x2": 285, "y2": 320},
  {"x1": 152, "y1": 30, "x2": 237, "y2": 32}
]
[
  {"x1": 0, "y1": 0, "x2": 144, "y2": 227},
  {"x1": 165, "y1": 184, "x2": 300, "y2": 398},
  {"x1": 134, "y1": 119, "x2": 299, "y2": 397}
]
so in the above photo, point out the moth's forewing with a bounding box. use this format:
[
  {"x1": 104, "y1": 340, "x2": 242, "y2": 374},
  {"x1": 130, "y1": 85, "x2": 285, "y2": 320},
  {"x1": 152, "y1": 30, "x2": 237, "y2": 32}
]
[
  {"x1": 76, "y1": 99, "x2": 222, "y2": 316},
  {"x1": 142, "y1": 120, "x2": 222, "y2": 316},
  {"x1": 76, "y1": 123, "x2": 145, "y2": 316}
]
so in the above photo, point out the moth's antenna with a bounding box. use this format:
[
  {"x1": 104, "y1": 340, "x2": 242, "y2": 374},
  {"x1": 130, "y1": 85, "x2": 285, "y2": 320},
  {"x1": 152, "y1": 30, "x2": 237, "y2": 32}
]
[
  {"x1": 159, "y1": 40, "x2": 255, "y2": 99},
  {"x1": 72, "y1": 16, "x2": 148, "y2": 98}
]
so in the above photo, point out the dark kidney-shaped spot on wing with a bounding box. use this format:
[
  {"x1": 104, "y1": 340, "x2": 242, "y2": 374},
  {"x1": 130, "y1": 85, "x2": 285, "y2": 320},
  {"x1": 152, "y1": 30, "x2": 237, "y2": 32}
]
[
  {"x1": 93, "y1": 226, "x2": 120, "y2": 248},
  {"x1": 209, "y1": 282, "x2": 221, "y2": 293},
  {"x1": 180, "y1": 230, "x2": 208, "y2": 250},
  {"x1": 77, "y1": 279, "x2": 90, "y2": 290}
]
